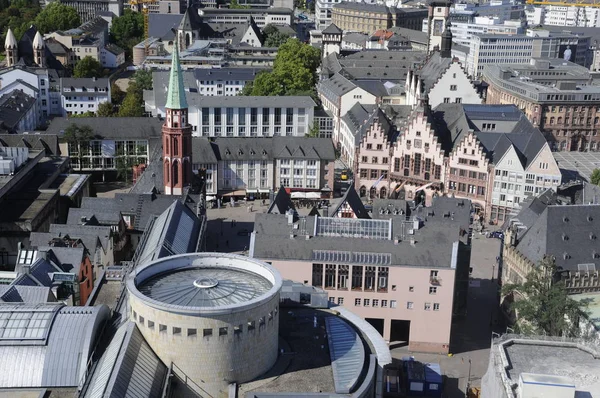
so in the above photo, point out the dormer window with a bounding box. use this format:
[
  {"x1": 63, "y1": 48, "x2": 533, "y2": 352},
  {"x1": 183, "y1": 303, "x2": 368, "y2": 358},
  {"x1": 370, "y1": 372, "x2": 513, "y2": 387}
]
[
  {"x1": 238, "y1": 149, "x2": 243, "y2": 155},
  {"x1": 226, "y1": 149, "x2": 231, "y2": 155}
]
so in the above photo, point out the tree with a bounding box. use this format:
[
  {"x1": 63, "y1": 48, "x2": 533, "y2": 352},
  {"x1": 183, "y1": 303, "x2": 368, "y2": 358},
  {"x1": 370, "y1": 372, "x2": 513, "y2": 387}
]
[
  {"x1": 115, "y1": 156, "x2": 134, "y2": 183},
  {"x1": 591, "y1": 168, "x2": 600, "y2": 186},
  {"x1": 307, "y1": 121, "x2": 320, "y2": 137},
  {"x1": 133, "y1": 69, "x2": 153, "y2": 91},
  {"x1": 97, "y1": 101, "x2": 115, "y2": 117},
  {"x1": 110, "y1": 9, "x2": 143, "y2": 45},
  {"x1": 118, "y1": 83, "x2": 144, "y2": 117},
  {"x1": 502, "y1": 256, "x2": 586, "y2": 337},
  {"x1": 229, "y1": 0, "x2": 250, "y2": 9},
  {"x1": 240, "y1": 38, "x2": 321, "y2": 97},
  {"x1": 264, "y1": 30, "x2": 290, "y2": 48},
  {"x1": 63, "y1": 123, "x2": 95, "y2": 168},
  {"x1": 74, "y1": 56, "x2": 103, "y2": 78},
  {"x1": 34, "y1": 2, "x2": 80, "y2": 34},
  {"x1": 111, "y1": 83, "x2": 125, "y2": 104},
  {"x1": 70, "y1": 111, "x2": 96, "y2": 118}
]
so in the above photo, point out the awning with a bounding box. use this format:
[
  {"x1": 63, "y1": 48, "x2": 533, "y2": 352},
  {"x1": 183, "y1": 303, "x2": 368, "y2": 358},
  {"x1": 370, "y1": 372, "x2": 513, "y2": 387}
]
[
  {"x1": 246, "y1": 189, "x2": 258, "y2": 194},
  {"x1": 306, "y1": 192, "x2": 321, "y2": 199},
  {"x1": 206, "y1": 195, "x2": 217, "y2": 201},
  {"x1": 258, "y1": 189, "x2": 270, "y2": 193},
  {"x1": 222, "y1": 190, "x2": 246, "y2": 197},
  {"x1": 291, "y1": 192, "x2": 306, "y2": 199}
]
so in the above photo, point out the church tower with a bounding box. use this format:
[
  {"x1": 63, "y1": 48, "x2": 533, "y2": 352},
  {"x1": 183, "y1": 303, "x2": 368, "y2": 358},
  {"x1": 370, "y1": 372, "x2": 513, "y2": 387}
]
[
  {"x1": 426, "y1": 0, "x2": 451, "y2": 54},
  {"x1": 5, "y1": 28, "x2": 18, "y2": 67},
  {"x1": 33, "y1": 31, "x2": 45, "y2": 67},
  {"x1": 163, "y1": 38, "x2": 193, "y2": 195}
]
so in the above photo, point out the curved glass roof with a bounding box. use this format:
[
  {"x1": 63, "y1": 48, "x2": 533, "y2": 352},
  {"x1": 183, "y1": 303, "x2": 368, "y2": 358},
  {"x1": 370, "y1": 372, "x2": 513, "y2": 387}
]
[{"x1": 137, "y1": 267, "x2": 273, "y2": 308}]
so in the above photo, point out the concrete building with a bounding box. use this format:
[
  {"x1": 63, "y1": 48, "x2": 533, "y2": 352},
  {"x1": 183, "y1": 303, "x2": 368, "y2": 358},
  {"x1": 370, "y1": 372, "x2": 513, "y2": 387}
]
[
  {"x1": 250, "y1": 192, "x2": 472, "y2": 353},
  {"x1": 503, "y1": 192, "x2": 600, "y2": 293},
  {"x1": 538, "y1": 4, "x2": 600, "y2": 28},
  {"x1": 145, "y1": 80, "x2": 316, "y2": 137},
  {"x1": 330, "y1": 2, "x2": 426, "y2": 34},
  {"x1": 127, "y1": 253, "x2": 282, "y2": 391},
  {"x1": 422, "y1": 16, "x2": 525, "y2": 48},
  {"x1": 100, "y1": 43, "x2": 125, "y2": 68},
  {"x1": 59, "y1": 77, "x2": 111, "y2": 116},
  {"x1": 482, "y1": 334, "x2": 600, "y2": 398},
  {"x1": 185, "y1": 67, "x2": 267, "y2": 96},
  {"x1": 56, "y1": 0, "x2": 122, "y2": 23},
  {"x1": 199, "y1": 7, "x2": 294, "y2": 27},
  {"x1": 467, "y1": 29, "x2": 591, "y2": 77},
  {"x1": 484, "y1": 59, "x2": 600, "y2": 152}
]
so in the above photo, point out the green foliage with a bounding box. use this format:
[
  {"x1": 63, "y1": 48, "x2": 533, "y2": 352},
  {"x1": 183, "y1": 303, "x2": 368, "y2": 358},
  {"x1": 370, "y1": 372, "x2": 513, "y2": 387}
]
[
  {"x1": 591, "y1": 168, "x2": 600, "y2": 186},
  {"x1": 502, "y1": 256, "x2": 586, "y2": 337},
  {"x1": 64, "y1": 123, "x2": 94, "y2": 165},
  {"x1": 115, "y1": 156, "x2": 134, "y2": 182},
  {"x1": 34, "y1": 2, "x2": 80, "y2": 34},
  {"x1": 110, "y1": 9, "x2": 144, "y2": 59},
  {"x1": 111, "y1": 83, "x2": 125, "y2": 104},
  {"x1": 0, "y1": 0, "x2": 41, "y2": 47},
  {"x1": 241, "y1": 38, "x2": 320, "y2": 98},
  {"x1": 229, "y1": 0, "x2": 250, "y2": 9},
  {"x1": 74, "y1": 56, "x2": 102, "y2": 78},
  {"x1": 264, "y1": 30, "x2": 290, "y2": 48},
  {"x1": 118, "y1": 82, "x2": 143, "y2": 117},
  {"x1": 97, "y1": 101, "x2": 115, "y2": 117},
  {"x1": 133, "y1": 69, "x2": 153, "y2": 91},
  {"x1": 307, "y1": 121, "x2": 319, "y2": 137},
  {"x1": 70, "y1": 111, "x2": 96, "y2": 118}
]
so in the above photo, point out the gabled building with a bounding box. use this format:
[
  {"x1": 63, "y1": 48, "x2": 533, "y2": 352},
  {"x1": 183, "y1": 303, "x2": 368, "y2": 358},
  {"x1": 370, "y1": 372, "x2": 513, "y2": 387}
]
[
  {"x1": 405, "y1": 52, "x2": 484, "y2": 109},
  {"x1": 0, "y1": 89, "x2": 38, "y2": 133},
  {"x1": 59, "y1": 77, "x2": 111, "y2": 116},
  {"x1": 504, "y1": 193, "x2": 600, "y2": 293},
  {"x1": 329, "y1": 186, "x2": 369, "y2": 218}
]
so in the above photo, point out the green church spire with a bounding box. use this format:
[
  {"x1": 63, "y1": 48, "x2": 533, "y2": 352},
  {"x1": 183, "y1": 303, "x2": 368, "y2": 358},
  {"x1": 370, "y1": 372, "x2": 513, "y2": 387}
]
[{"x1": 165, "y1": 36, "x2": 188, "y2": 110}]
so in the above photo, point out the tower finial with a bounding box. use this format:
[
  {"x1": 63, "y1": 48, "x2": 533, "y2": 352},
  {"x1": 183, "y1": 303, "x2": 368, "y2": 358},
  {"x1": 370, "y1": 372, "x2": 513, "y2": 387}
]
[{"x1": 165, "y1": 35, "x2": 187, "y2": 110}]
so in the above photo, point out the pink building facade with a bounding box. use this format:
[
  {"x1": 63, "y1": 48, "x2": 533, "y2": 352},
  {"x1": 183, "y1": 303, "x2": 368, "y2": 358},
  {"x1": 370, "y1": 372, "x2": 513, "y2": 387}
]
[{"x1": 355, "y1": 118, "x2": 392, "y2": 199}]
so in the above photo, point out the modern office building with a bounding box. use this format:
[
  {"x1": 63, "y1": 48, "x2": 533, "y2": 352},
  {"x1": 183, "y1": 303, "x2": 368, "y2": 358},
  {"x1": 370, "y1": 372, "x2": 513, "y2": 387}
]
[
  {"x1": 250, "y1": 192, "x2": 472, "y2": 353},
  {"x1": 484, "y1": 59, "x2": 600, "y2": 152},
  {"x1": 55, "y1": 0, "x2": 122, "y2": 23},
  {"x1": 199, "y1": 7, "x2": 294, "y2": 27},
  {"x1": 466, "y1": 29, "x2": 591, "y2": 76},
  {"x1": 422, "y1": 16, "x2": 525, "y2": 47}
]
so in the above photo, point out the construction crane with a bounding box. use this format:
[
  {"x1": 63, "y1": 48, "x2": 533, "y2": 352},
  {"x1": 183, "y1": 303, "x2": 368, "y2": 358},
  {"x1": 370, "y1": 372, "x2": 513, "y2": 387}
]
[
  {"x1": 525, "y1": 0, "x2": 600, "y2": 7},
  {"x1": 130, "y1": 0, "x2": 154, "y2": 52}
]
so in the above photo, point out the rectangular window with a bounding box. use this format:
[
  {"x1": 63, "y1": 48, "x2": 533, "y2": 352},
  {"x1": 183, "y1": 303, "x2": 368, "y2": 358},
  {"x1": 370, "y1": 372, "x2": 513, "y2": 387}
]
[
  {"x1": 450, "y1": 85, "x2": 457, "y2": 91},
  {"x1": 312, "y1": 263, "x2": 323, "y2": 287},
  {"x1": 433, "y1": 303, "x2": 440, "y2": 311},
  {"x1": 250, "y1": 108, "x2": 258, "y2": 125},
  {"x1": 429, "y1": 287, "x2": 437, "y2": 294},
  {"x1": 414, "y1": 153, "x2": 421, "y2": 175},
  {"x1": 286, "y1": 108, "x2": 294, "y2": 125},
  {"x1": 238, "y1": 108, "x2": 246, "y2": 125},
  {"x1": 424, "y1": 303, "x2": 431, "y2": 311},
  {"x1": 139, "y1": 316, "x2": 144, "y2": 325},
  {"x1": 159, "y1": 324, "x2": 167, "y2": 333},
  {"x1": 407, "y1": 301, "x2": 414, "y2": 309},
  {"x1": 214, "y1": 108, "x2": 221, "y2": 124},
  {"x1": 262, "y1": 108, "x2": 270, "y2": 124},
  {"x1": 364, "y1": 299, "x2": 370, "y2": 307},
  {"x1": 337, "y1": 265, "x2": 349, "y2": 289},
  {"x1": 234, "y1": 325, "x2": 243, "y2": 334},
  {"x1": 248, "y1": 321, "x2": 255, "y2": 331},
  {"x1": 188, "y1": 328, "x2": 197, "y2": 337},
  {"x1": 325, "y1": 264, "x2": 335, "y2": 288},
  {"x1": 173, "y1": 327, "x2": 182, "y2": 335},
  {"x1": 381, "y1": 300, "x2": 388, "y2": 307},
  {"x1": 372, "y1": 299, "x2": 379, "y2": 307},
  {"x1": 203, "y1": 328, "x2": 212, "y2": 337},
  {"x1": 219, "y1": 327, "x2": 228, "y2": 336},
  {"x1": 274, "y1": 108, "x2": 281, "y2": 124},
  {"x1": 148, "y1": 321, "x2": 154, "y2": 329},
  {"x1": 352, "y1": 265, "x2": 363, "y2": 290},
  {"x1": 355, "y1": 298, "x2": 361, "y2": 306},
  {"x1": 390, "y1": 300, "x2": 397, "y2": 308},
  {"x1": 378, "y1": 267, "x2": 388, "y2": 292},
  {"x1": 337, "y1": 297, "x2": 344, "y2": 305}
]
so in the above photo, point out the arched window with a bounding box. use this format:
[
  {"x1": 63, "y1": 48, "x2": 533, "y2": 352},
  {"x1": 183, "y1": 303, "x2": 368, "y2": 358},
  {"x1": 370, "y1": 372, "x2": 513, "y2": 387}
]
[
  {"x1": 379, "y1": 187, "x2": 387, "y2": 199},
  {"x1": 164, "y1": 160, "x2": 170, "y2": 183},
  {"x1": 173, "y1": 161, "x2": 179, "y2": 185},
  {"x1": 173, "y1": 137, "x2": 179, "y2": 156}
]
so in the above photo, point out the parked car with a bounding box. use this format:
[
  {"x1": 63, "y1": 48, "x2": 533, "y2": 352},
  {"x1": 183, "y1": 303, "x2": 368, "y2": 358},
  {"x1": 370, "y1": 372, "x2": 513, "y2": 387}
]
[{"x1": 486, "y1": 231, "x2": 504, "y2": 239}]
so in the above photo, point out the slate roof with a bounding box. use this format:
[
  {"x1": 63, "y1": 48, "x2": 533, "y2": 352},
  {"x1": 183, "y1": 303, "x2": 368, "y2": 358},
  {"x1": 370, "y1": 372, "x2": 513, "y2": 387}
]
[
  {"x1": 512, "y1": 203, "x2": 600, "y2": 273},
  {"x1": 211, "y1": 136, "x2": 336, "y2": 162},
  {"x1": 0, "y1": 284, "x2": 53, "y2": 304},
  {"x1": 0, "y1": 134, "x2": 60, "y2": 155},
  {"x1": 134, "y1": 200, "x2": 201, "y2": 266},
  {"x1": 104, "y1": 43, "x2": 124, "y2": 56},
  {"x1": 38, "y1": 246, "x2": 85, "y2": 275},
  {"x1": 60, "y1": 78, "x2": 110, "y2": 95},
  {"x1": 432, "y1": 103, "x2": 547, "y2": 164},
  {"x1": 67, "y1": 208, "x2": 124, "y2": 226},
  {"x1": 415, "y1": 52, "x2": 453, "y2": 93},
  {"x1": 318, "y1": 73, "x2": 358, "y2": 103},
  {"x1": 252, "y1": 196, "x2": 471, "y2": 266},
  {"x1": 0, "y1": 89, "x2": 37, "y2": 130},
  {"x1": 330, "y1": 186, "x2": 369, "y2": 219},
  {"x1": 342, "y1": 103, "x2": 392, "y2": 146},
  {"x1": 192, "y1": 67, "x2": 267, "y2": 81},
  {"x1": 45, "y1": 224, "x2": 111, "y2": 257},
  {"x1": 46, "y1": 117, "x2": 163, "y2": 139},
  {"x1": 83, "y1": 321, "x2": 167, "y2": 398},
  {"x1": 80, "y1": 193, "x2": 187, "y2": 232},
  {"x1": 0, "y1": 304, "x2": 110, "y2": 388},
  {"x1": 148, "y1": 13, "x2": 184, "y2": 40},
  {"x1": 323, "y1": 23, "x2": 343, "y2": 35},
  {"x1": 268, "y1": 185, "x2": 296, "y2": 215}
]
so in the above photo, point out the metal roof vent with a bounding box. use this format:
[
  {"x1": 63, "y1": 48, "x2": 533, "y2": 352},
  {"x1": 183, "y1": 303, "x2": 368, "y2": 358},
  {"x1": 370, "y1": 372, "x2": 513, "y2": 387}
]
[
  {"x1": 562, "y1": 233, "x2": 569, "y2": 241},
  {"x1": 563, "y1": 216, "x2": 569, "y2": 222},
  {"x1": 588, "y1": 215, "x2": 594, "y2": 222},
  {"x1": 590, "y1": 233, "x2": 597, "y2": 240}
]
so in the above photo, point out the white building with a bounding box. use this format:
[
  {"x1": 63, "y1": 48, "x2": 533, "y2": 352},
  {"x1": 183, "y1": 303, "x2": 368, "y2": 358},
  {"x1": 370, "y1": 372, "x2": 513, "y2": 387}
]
[
  {"x1": 59, "y1": 77, "x2": 111, "y2": 116},
  {"x1": 0, "y1": 66, "x2": 60, "y2": 123},
  {"x1": 199, "y1": 7, "x2": 294, "y2": 27},
  {"x1": 466, "y1": 30, "x2": 591, "y2": 76},
  {"x1": 99, "y1": 44, "x2": 125, "y2": 68},
  {"x1": 191, "y1": 136, "x2": 335, "y2": 196},
  {"x1": 145, "y1": 89, "x2": 316, "y2": 138},
  {"x1": 0, "y1": 90, "x2": 39, "y2": 133},
  {"x1": 540, "y1": 5, "x2": 600, "y2": 28},
  {"x1": 422, "y1": 16, "x2": 524, "y2": 47}
]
